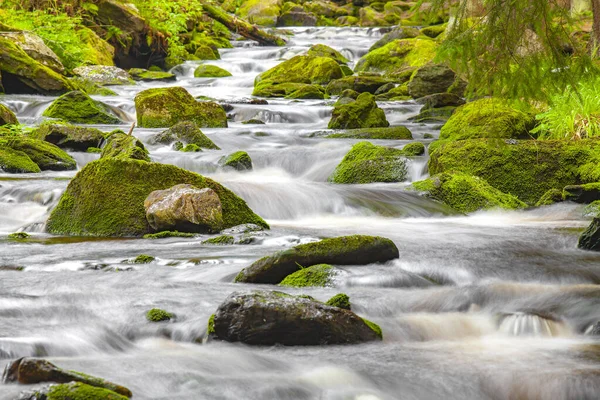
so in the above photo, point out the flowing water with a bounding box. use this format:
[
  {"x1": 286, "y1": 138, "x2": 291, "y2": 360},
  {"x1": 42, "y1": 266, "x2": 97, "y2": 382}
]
[{"x1": 1, "y1": 27, "x2": 600, "y2": 399}]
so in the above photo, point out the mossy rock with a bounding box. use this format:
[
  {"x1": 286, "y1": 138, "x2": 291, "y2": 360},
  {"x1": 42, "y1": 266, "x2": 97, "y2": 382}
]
[
  {"x1": 238, "y1": 0, "x2": 282, "y2": 26},
  {"x1": 563, "y1": 183, "x2": 600, "y2": 204},
  {"x1": 150, "y1": 121, "x2": 220, "y2": 150},
  {"x1": 402, "y1": 142, "x2": 425, "y2": 156},
  {"x1": 236, "y1": 235, "x2": 398, "y2": 284},
  {"x1": 408, "y1": 63, "x2": 465, "y2": 99},
  {"x1": 410, "y1": 106, "x2": 457, "y2": 123},
  {"x1": 202, "y1": 235, "x2": 235, "y2": 245},
  {"x1": 8, "y1": 232, "x2": 30, "y2": 240},
  {"x1": 428, "y1": 138, "x2": 600, "y2": 205},
  {"x1": 219, "y1": 151, "x2": 253, "y2": 171},
  {"x1": 326, "y1": 76, "x2": 394, "y2": 95},
  {"x1": 369, "y1": 27, "x2": 420, "y2": 52},
  {"x1": 304, "y1": 1, "x2": 348, "y2": 18},
  {"x1": 361, "y1": 318, "x2": 383, "y2": 340},
  {"x1": 535, "y1": 189, "x2": 563, "y2": 207},
  {"x1": 72, "y1": 65, "x2": 133, "y2": 86},
  {"x1": 0, "y1": 147, "x2": 40, "y2": 173},
  {"x1": 193, "y1": 44, "x2": 220, "y2": 60},
  {"x1": 578, "y1": 218, "x2": 600, "y2": 251},
  {"x1": 325, "y1": 126, "x2": 412, "y2": 140},
  {"x1": 132, "y1": 254, "x2": 155, "y2": 264},
  {"x1": 440, "y1": 98, "x2": 535, "y2": 141},
  {"x1": 128, "y1": 68, "x2": 176, "y2": 82},
  {"x1": 143, "y1": 231, "x2": 195, "y2": 239},
  {"x1": 100, "y1": 133, "x2": 150, "y2": 162},
  {"x1": 0, "y1": 103, "x2": 18, "y2": 126},
  {"x1": 135, "y1": 87, "x2": 227, "y2": 128},
  {"x1": 329, "y1": 141, "x2": 407, "y2": 184},
  {"x1": 42, "y1": 90, "x2": 121, "y2": 124},
  {"x1": 46, "y1": 158, "x2": 268, "y2": 237},
  {"x1": 3, "y1": 137, "x2": 76, "y2": 171},
  {"x1": 194, "y1": 65, "x2": 232, "y2": 78},
  {"x1": 307, "y1": 44, "x2": 349, "y2": 64},
  {"x1": 68, "y1": 77, "x2": 118, "y2": 96},
  {"x1": 375, "y1": 84, "x2": 410, "y2": 101},
  {"x1": 355, "y1": 38, "x2": 437, "y2": 76},
  {"x1": 277, "y1": 10, "x2": 317, "y2": 27},
  {"x1": 254, "y1": 82, "x2": 326, "y2": 99},
  {"x1": 146, "y1": 308, "x2": 173, "y2": 322},
  {"x1": 326, "y1": 293, "x2": 350, "y2": 310},
  {"x1": 279, "y1": 264, "x2": 336, "y2": 287},
  {"x1": 329, "y1": 93, "x2": 388, "y2": 130},
  {"x1": 420, "y1": 24, "x2": 447, "y2": 38},
  {"x1": 584, "y1": 201, "x2": 600, "y2": 218},
  {"x1": 43, "y1": 382, "x2": 128, "y2": 400},
  {"x1": 30, "y1": 121, "x2": 104, "y2": 151},
  {"x1": 410, "y1": 172, "x2": 526, "y2": 213}
]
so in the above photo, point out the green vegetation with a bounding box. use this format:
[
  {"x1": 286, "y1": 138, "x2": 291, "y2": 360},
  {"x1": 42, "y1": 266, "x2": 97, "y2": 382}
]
[
  {"x1": 194, "y1": 65, "x2": 232, "y2": 78},
  {"x1": 220, "y1": 151, "x2": 253, "y2": 171},
  {"x1": 202, "y1": 235, "x2": 235, "y2": 245},
  {"x1": 325, "y1": 126, "x2": 412, "y2": 140},
  {"x1": 402, "y1": 142, "x2": 425, "y2": 156},
  {"x1": 361, "y1": 318, "x2": 383, "y2": 340},
  {"x1": 329, "y1": 141, "x2": 406, "y2": 184},
  {"x1": 535, "y1": 189, "x2": 563, "y2": 207},
  {"x1": 326, "y1": 293, "x2": 350, "y2": 309},
  {"x1": 328, "y1": 93, "x2": 388, "y2": 130},
  {"x1": 46, "y1": 382, "x2": 127, "y2": 400},
  {"x1": 354, "y1": 38, "x2": 437, "y2": 76},
  {"x1": 43, "y1": 90, "x2": 121, "y2": 124},
  {"x1": 8, "y1": 232, "x2": 30, "y2": 240},
  {"x1": 207, "y1": 314, "x2": 215, "y2": 335},
  {"x1": 151, "y1": 121, "x2": 220, "y2": 150},
  {"x1": 100, "y1": 133, "x2": 150, "y2": 162},
  {"x1": 143, "y1": 231, "x2": 196, "y2": 239},
  {"x1": 133, "y1": 254, "x2": 155, "y2": 264},
  {"x1": 146, "y1": 308, "x2": 173, "y2": 322},
  {"x1": 279, "y1": 264, "x2": 336, "y2": 287}
]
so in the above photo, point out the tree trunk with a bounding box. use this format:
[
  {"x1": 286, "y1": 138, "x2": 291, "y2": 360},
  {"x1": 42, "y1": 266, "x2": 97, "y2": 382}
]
[
  {"x1": 592, "y1": 0, "x2": 600, "y2": 49},
  {"x1": 201, "y1": 3, "x2": 286, "y2": 47}
]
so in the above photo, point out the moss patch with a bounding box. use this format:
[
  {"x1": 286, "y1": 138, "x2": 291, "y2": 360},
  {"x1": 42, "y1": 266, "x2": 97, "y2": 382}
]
[
  {"x1": 30, "y1": 121, "x2": 104, "y2": 151},
  {"x1": 133, "y1": 254, "x2": 155, "y2": 264},
  {"x1": 8, "y1": 232, "x2": 30, "y2": 240},
  {"x1": 361, "y1": 318, "x2": 383, "y2": 340},
  {"x1": 4, "y1": 137, "x2": 76, "y2": 171},
  {"x1": 42, "y1": 90, "x2": 120, "y2": 124},
  {"x1": 307, "y1": 44, "x2": 349, "y2": 64},
  {"x1": 194, "y1": 65, "x2": 232, "y2": 78},
  {"x1": 0, "y1": 104, "x2": 18, "y2": 126},
  {"x1": 151, "y1": 121, "x2": 219, "y2": 150},
  {"x1": 143, "y1": 231, "x2": 195, "y2": 239},
  {"x1": 326, "y1": 293, "x2": 351, "y2": 310},
  {"x1": 325, "y1": 126, "x2": 412, "y2": 140},
  {"x1": 202, "y1": 235, "x2": 235, "y2": 245},
  {"x1": 207, "y1": 314, "x2": 216, "y2": 335},
  {"x1": 46, "y1": 382, "x2": 127, "y2": 400},
  {"x1": 326, "y1": 76, "x2": 395, "y2": 95},
  {"x1": 220, "y1": 151, "x2": 253, "y2": 171},
  {"x1": 129, "y1": 68, "x2": 176, "y2": 82},
  {"x1": 354, "y1": 38, "x2": 437, "y2": 76},
  {"x1": 329, "y1": 93, "x2": 388, "y2": 130},
  {"x1": 100, "y1": 133, "x2": 150, "y2": 162},
  {"x1": 146, "y1": 308, "x2": 173, "y2": 322},
  {"x1": 0, "y1": 147, "x2": 40, "y2": 173},
  {"x1": 402, "y1": 142, "x2": 425, "y2": 156},
  {"x1": 535, "y1": 188, "x2": 563, "y2": 207},
  {"x1": 279, "y1": 264, "x2": 335, "y2": 287}
]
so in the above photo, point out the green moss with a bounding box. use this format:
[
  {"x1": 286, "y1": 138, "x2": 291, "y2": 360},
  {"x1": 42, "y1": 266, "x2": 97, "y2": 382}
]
[
  {"x1": 151, "y1": 121, "x2": 220, "y2": 150},
  {"x1": 42, "y1": 91, "x2": 121, "y2": 124},
  {"x1": 420, "y1": 24, "x2": 447, "y2": 38},
  {"x1": 87, "y1": 147, "x2": 102, "y2": 153},
  {"x1": 4, "y1": 137, "x2": 76, "y2": 171},
  {"x1": 207, "y1": 314, "x2": 216, "y2": 335},
  {"x1": 220, "y1": 151, "x2": 253, "y2": 171},
  {"x1": 329, "y1": 141, "x2": 406, "y2": 184},
  {"x1": 8, "y1": 232, "x2": 30, "y2": 240},
  {"x1": 0, "y1": 104, "x2": 18, "y2": 126},
  {"x1": 254, "y1": 82, "x2": 326, "y2": 99},
  {"x1": 30, "y1": 121, "x2": 105, "y2": 151},
  {"x1": 328, "y1": 93, "x2": 388, "y2": 130},
  {"x1": 402, "y1": 142, "x2": 425, "y2": 156},
  {"x1": 202, "y1": 235, "x2": 235, "y2": 245},
  {"x1": 143, "y1": 231, "x2": 196, "y2": 239},
  {"x1": 307, "y1": 44, "x2": 349, "y2": 64},
  {"x1": 64, "y1": 370, "x2": 130, "y2": 397},
  {"x1": 135, "y1": 87, "x2": 227, "y2": 128},
  {"x1": 535, "y1": 188, "x2": 563, "y2": 207},
  {"x1": 361, "y1": 318, "x2": 383, "y2": 340},
  {"x1": 439, "y1": 98, "x2": 536, "y2": 141},
  {"x1": 194, "y1": 65, "x2": 232, "y2": 78},
  {"x1": 133, "y1": 254, "x2": 155, "y2": 264},
  {"x1": 242, "y1": 119, "x2": 265, "y2": 125},
  {"x1": 279, "y1": 264, "x2": 335, "y2": 287},
  {"x1": 46, "y1": 158, "x2": 268, "y2": 237},
  {"x1": 0, "y1": 147, "x2": 40, "y2": 173},
  {"x1": 326, "y1": 293, "x2": 351, "y2": 310},
  {"x1": 181, "y1": 144, "x2": 202, "y2": 152},
  {"x1": 584, "y1": 200, "x2": 600, "y2": 217},
  {"x1": 238, "y1": 0, "x2": 281, "y2": 26},
  {"x1": 128, "y1": 68, "x2": 176, "y2": 82},
  {"x1": 100, "y1": 133, "x2": 150, "y2": 162},
  {"x1": 410, "y1": 106, "x2": 456, "y2": 123},
  {"x1": 326, "y1": 76, "x2": 394, "y2": 95},
  {"x1": 47, "y1": 382, "x2": 127, "y2": 400},
  {"x1": 68, "y1": 77, "x2": 118, "y2": 96},
  {"x1": 146, "y1": 308, "x2": 172, "y2": 322},
  {"x1": 354, "y1": 38, "x2": 437, "y2": 76},
  {"x1": 325, "y1": 126, "x2": 412, "y2": 140}
]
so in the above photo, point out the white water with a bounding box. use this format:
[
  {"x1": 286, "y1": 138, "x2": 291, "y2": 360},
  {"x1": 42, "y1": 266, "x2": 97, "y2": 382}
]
[{"x1": 1, "y1": 27, "x2": 600, "y2": 399}]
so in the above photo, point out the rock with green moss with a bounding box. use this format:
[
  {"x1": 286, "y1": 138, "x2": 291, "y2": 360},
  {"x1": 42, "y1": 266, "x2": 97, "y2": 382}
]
[
  {"x1": 0, "y1": 31, "x2": 65, "y2": 74},
  {"x1": 411, "y1": 106, "x2": 457, "y2": 123},
  {"x1": 146, "y1": 308, "x2": 173, "y2": 322},
  {"x1": 535, "y1": 189, "x2": 564, "y2": 207},
  {"x1": 277, "y1": 10, "x2": 317, "y2": 26},
  {"x1": 30, "y1": 122, "x2": 104, "y2": 151},
  {"x1": 238, "y1": 0, "x2": 282, "y2": 26},
  {"x1": 46, "y1": 158, "x2": 268, "y2": 237},
  {"x1": 0, "y1": 147, "x2": 41, "y2": 173},
  {"x1": 131, "y1": 254, "x2": 155, "y2": 264},
  {"x1": 72, "y1": 66, "x2": 133, "y2": 86},
  {"x1": 279, "y1": 264, "x2": 336, "y2": 287},
  {"x1": 254, "y1": 82, "x2": 326, "y2": 99},
  {"x1": 42, "y1": 91, "x2": 121, "y2": 124},
  {"x1": 328, "y1": 93, "x2": 388, "y2": 130},
  {"x1": 8, "y1": 232, "x2": 30, "y2": 240},
  {"x1": 100, "y1": 133, "x2": 150, "y2": 162},
  {"x1": 329, "y1": 141, "x2": 406, "y2": 184},
  {"x1": 219, "y1": 151, "x2": 253, "y2": 171},
  {"x1": 439, "y1": 98, "x2": 536, "y2": 141},
  {"x1": 135, "y1": 87, "x2": 227, "y2": 128},
  {"x1": 27, "y1": 382, "x2": 129, "y2": 400},
  {"x1": 376, "y1": 84, "x2": 410, "y2": 101},
  {"x1": 128, "y1": 68, "x2": 176, "y2": 82},
  {"x1": 0, "y1": 104, "x2": 18, "y2": 126},
  {"x1": 578, "y1": 218, "x2": 600, "y2": 251},
  {"x1": 304, "y1": 1, "x2": 348, "y2": 18},
  {"x1": 361, "y1": 318, "x2": 383, "y2": 339},
  {"x1": 420, "y1": 24, "x2": 447, "y2": 38},
  {"x1": 0, "y1": 36, "x2": 74, "y2": 95},
  {"x1": 326, "y1": 293, "x2": 351, "y2": 310},
  {"x1": 584, "y1": 201, "x2": 600, "y2": 217},
  {"x1": 325, "y1": 126, "x2": 412, "y2": 140},
  {"x1": 307, "y1": 44, "x2": 349, "y2": 64},
  {"x1": 563, "y1": 183, "x2": 600, "y2": 204},
  {"x1": 4, "y1": 137, "x2": 76, "y2": 171},
  {"x1": 417, "y1": 93, "x2": 465, "y2": 109},
  {"x1": 149, "y1": 121, "x2": 220, "y2": 150},
  {"x1": 143, "y1": 231, "x2": 195, "y2": 239},
  {"x1": 242, "y1": 119, "x2": 265, "y2": 125},
  {"x1": 194, "y1": 65, "x2": 232, "y2": 78},
  {"x1": 87, "y1": 147, "x2": 102, "y2": 153},
  {"x1": 428, "y1": 138, "x2": 600, "y2": 205},
  {"x1": 2, "y1": 357, "x2": 131, "y2": 397},
  {"x1": 207, "y1": 314, "x2": 216, "y2": 336},
  {"x1": 410, "y1": 172, "x2": 526, "y2": 213},
  {"x1": 369, "y1": 26, "x2": 420, "y2": 52},
  {"x1": 235, "y1": 235, "x2": 398, "y2": 284},
  {"x1": 212, "y1": 290, "x2": 382, "y2": 345},
  {"x1": 202, "y1": 235, "x2": 235, "y2": 245},
  {"x1": 408, "y1": 63, "x2": 465, "y2": 99},
  {"x1": 326, "y1": 76, "x2": 395, "y2": 95},
  {"x1": 355, "y1": 38, "x2": 437, "y2": 76},
  {"x1": 402, "y1": 142, "x2": 425, "y2": 156},
  {"x1": 68, "y1": 77, "x2": 118, "y2": 96}
]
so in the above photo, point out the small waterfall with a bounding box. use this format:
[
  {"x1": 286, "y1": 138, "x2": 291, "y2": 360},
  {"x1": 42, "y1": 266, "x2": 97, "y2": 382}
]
[{"x1": 497, "y1": 313, "x2": 570, "y2": 337}]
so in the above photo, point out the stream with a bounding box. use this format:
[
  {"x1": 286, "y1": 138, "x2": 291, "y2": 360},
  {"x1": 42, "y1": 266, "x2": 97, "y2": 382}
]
[{"x1": 1, "y1": 27, "x2": 600, "y2": 400}]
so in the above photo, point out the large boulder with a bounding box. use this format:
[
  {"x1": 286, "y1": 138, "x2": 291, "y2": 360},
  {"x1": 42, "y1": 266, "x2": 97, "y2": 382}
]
[
  {"x1": 439, "y1": 98, "x2": 536, "y2": 141},
  {"x1": 326, "y1": 76, "x2": 394, "y2": 95},
  {"x1": 30, "y1": 122, "x2": 104, "y2": 151},
  {"x1": 2, "y1": 137, "x2": 76, "y2": 171},
  {"x1": 0, "y1": 32, "x2": 64, "y2": 74},
  {"x1": 328, "y1": 93, "x2": 388, "y2": 130},
  {"x1": 2, "y1": 357, "x2": 131, "y2": 397},
  {"x1": 144, "y1": 184, "x2": 223, "y2": 233},
  {"x1": 42, "y1": 90, "x2": 121, "y2": 124},
  {"x1": 0, "y1": 103, "x2": 18, "y2": 126},
  {"x1": 328, "y1": 141, "x2": 407, "y2": 184},
  {"x1": 578, "y1": 218, "x2": 600, "y2": 251},
  {"x1": 410, "y1": 172, "x2": 526, "y2": 213},
  {"x1": 135, "y1": 87, "x2": 227, "y2": 128},
  {"x1": 235, "y1": 234, "x2": 398, "y2": 284},
  {"x1": 100, "y1": 133, "x2": 150, "y2": 161},
  {"x1": 72, "y1": 65, "x2": 133, "y2": 86},
  {"x1": 355, "y1": 38, "x2": 437, "y2": 76},
  {"x1": 0, "y1": 36, "x2": 73, "y2": 95},
  {"x1": 212, "y1": 290, "x2": 382, "y2": 345},
  {"x1": 46, "y1": 158, "x2": 268, "y2": 236},
  {"x1": 149, "y1": 121, "x2": 220, "y2": 150},
  {"x1": 408, "y1": 63, "x2": 465, "y2": 99}
]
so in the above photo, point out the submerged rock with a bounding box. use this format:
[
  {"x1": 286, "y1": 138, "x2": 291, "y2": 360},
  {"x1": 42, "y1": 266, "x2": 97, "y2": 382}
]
[
  {"x1": 145, "y1": 184, "x2": 223, "y2": 233},
  {"x1": 30, "y1": 122, "x2": 104, "y2": 151},
  {"x1": 212, "y1": 290, "x2": 382, "y2": 345},
  {"x1": 100, "y1": 133, "x2": 150, "y2": 162},
  {"x1": 329, "y1": 141, "x2": 406, "y2": 184},
  {"x1": 42, "y1": 90, "x2": 121, "y2": 124},
  {"x1": 0, "y1": 103, "x2": 18, "y2": 126},
  {"x1": 578, "y1": 218, "x2": 600, "y2": 251},
  {"x1": 235, "y1": 234, "x2": 398, "y2": 284},
  {"x1": 328, "y1": 93, "x2": 388, "y2": 129},
  {"x1": 135, "y1": 87, "x2": 228, "y2": 128},
  {"x1": 194, "y1": 65, "x2": 232, "y2": 78},
  {"x1": 72, "y1": 65, "x2": 133, "y2": 86},
  {"x1": 146, "y1": 308, "x2": 173, "y2": 322},
  {"x1": 219, "y1": 151, "x2": 253, "y2": 171},
  {"x1": 46, "y1": 158, "x2": 268, "y2": 237},
  {"x1": 150, "y1": 121, "x2": 219, "y2": 150}
]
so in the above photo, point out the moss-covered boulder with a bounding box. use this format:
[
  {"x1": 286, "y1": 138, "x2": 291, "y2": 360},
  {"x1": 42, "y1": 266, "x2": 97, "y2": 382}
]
[
  {"x1": 72, "y1": 65, "x2": 133, "y2": 86},
  {"x1": 428, "y1": 138, "x2": 600, "y2": 205},
  {"x1": 238, "y1": 0, "x2": 282, "y2": 26},
  {"x1": 27, "y1": 382, "x2": 128, "y2": 400},
  {"x1": 146, "y1": 308, "x2": 173, "y2": 322},
  {"x1": 149, "y1": 121, "x2": 220, "y2": 150},
  {"x1": 307, "y1": 44, "x2": 349, "y2": 64},
  {"x1": 212, "y1": 290, "x2": 382, "y2": 345},
  {"x1": 578, "y1": 218, "x2": 600, "y2": 251},
  {"x1": 68, "y1": 77, "x2": 118, "y2": 96},
  {"x1": 30, "y1": 122, "x2": 104, "y2": 151},
  {"x1": 0, "y1": 147, "x2": 41, "y2": 173},
  {"x1": 329, "y1": 141, "x2": 407, "y2": 184},
  {"x1": 410, "y1": 172, "x2": 526, "y2": 213},
  {"x1": 277, "y1": 10, "x2": 317, "y2": 26},
  {"x1": 328, "y1": 93, "x2": 388, "y2": 129},
  {"x1": 421, "y1": 24, "x2": 447, "y2": 38},
  {"x1": 3, "y1": 137, "x2": 76, "y2": 171},
  {"x1": 42, "y1": 91, "x2": 121, "y2": 124},
  {"x1": 46, "y1": 158, "x2": 267, "y2": 237},
  {"x1": 254, "y1": 82, "x2": 326, "y2": 99},
  {"x1": 135, "y1": 87, "x2": 227, "y2": 128},
  {"x1": 326, "y1": 76, "x2": 394, "y2": 95},
  {"x1": 304, "y1": 1, "x2": 348, "y2": 18},
  {"x1": 326, "y1": 293, "x2": 351, "y2": 310},
  {"x1": 203, "y1": 234, "x2": 235, "y2": 245},
  {"x1": 563, "y1": 183, "x2": 600, "y2": 204},
  {"x1": 408, "y1": 63, "x2": 465, "y2": 99},
  {"x1": 279, "y1": 264, "x2": 336, "y2": 287},
  {"x1": 0, "y1": 103, "x2": 18, "y2": 126},
  {"x1": 535, "y1": 189, "x2": 564, "y2": 207},
  {"x1": 100, "y1": 133, "x2": 150, "y2": 162},
  {"x1": 128, "y1": 68, "x2": 176, "y2": 82},
  {"x1": 219, "y1": 151, "x2": 253, "y2": 171},
  {"x1": 439, "y1": 98, "x2": 536, "y2": 141},
  {"x1": 194, "y1": 65, "x2": 232, "y2": 78},
  {"x1": 402, "y1": 142, "x2": 425, "y2": 156},
  {"x1": 369, "y1": 26, "x2": 420, "y2": 52},
  {"x1": 325, "y1": 126, "x2": 412, "y2": 140},
  {"x1": 0, "y1": 36, "x2": 74, "y2": 95},
  {"x1": 235, "y1": 234, "x2": 398, "y2": 284},
  {"x1": 355, "y1": 38, "x2": 437, "y2": 76},
  {"x1": 0, "y1": 31, "x2": 65, "y2": 74}
]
